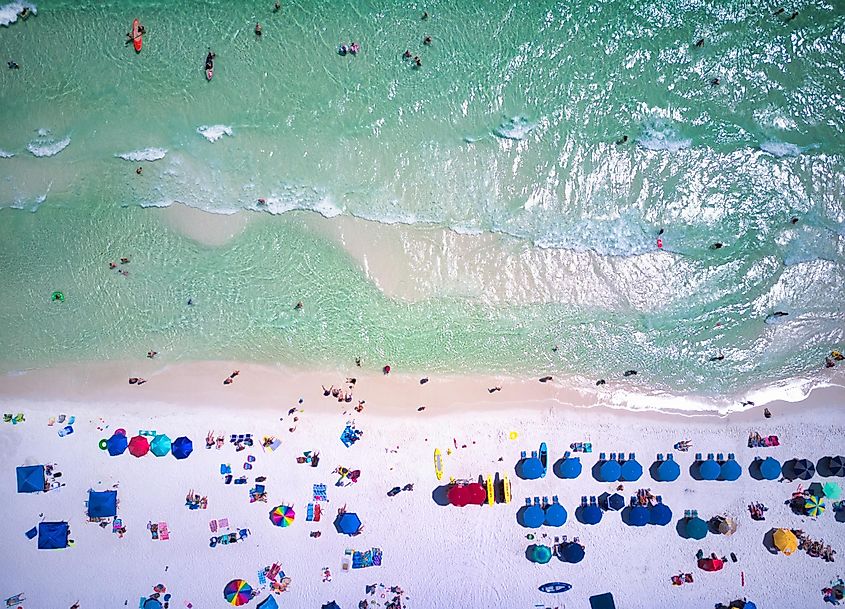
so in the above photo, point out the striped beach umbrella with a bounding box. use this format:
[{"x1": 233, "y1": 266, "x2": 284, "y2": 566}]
[
  {"x1": 269, "y1": 505, "x2": 295, "y2": 527},
  {"x1": 223, "y1": 579, "x2": 252, "y2": 606},
  {"x1": 805, "y1": 495, "x2": 825, "y2": 517}
]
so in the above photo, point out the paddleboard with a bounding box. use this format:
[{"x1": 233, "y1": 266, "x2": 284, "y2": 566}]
[
  {"x1": 539, "y1": 582, "x2": 572, "y2": 594},
  {"x1": 502, "y1": 475, "x2": 512, "y2": 504},
  {"x1": 206, "y1": 68, "x2": 214, "y2": 81},
  {"x1": 434, "y1": 448, "x2": 443, "y2": 481},
  {"x1": 539, "y1": 442, "x2": 548, "y2": 477},
  {"x1": 486, "y1": 474, "x2": 494, "y2": 505},
  {"x1": 131, "y1": 19, "x2": 142, "y2": 53}
]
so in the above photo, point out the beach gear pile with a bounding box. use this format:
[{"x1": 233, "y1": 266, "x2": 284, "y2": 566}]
[
  {"x1": 344, "y1": 547, "x2": 383, "y2": 569},
  {"x1": 340, "y1": 422, "x2": 363, "y2": 447},
  {"x1": 210, "y1": 527, "x2": 250, "y2": 547},
  {"x1": 359, "y1": 583, "x2": 407, "y2": 609},
  {"x1": 3, "y1": 412, "x2": 26, "y2": 425},
  {"x1": 147, "y1": 521, "x2": 170, "y2": 540},
  {"x1": 747, "y1": 432, "x2": 780, "y2": 448}
]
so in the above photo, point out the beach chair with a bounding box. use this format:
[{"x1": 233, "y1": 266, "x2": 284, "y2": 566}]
[
  {"x1": 525, "y1": 498, "x2": 532, "y2": 506},
  {"x1": 581, "y1": 496, "x2": 588, "y2": 507},
  {"x1": 694, "y1": 453, "x2": 703, "y2": 461},
  {"x1": 314, "y1": 503, "x2": 322, "y2": 521},
  {"x1": 533, "y1": 496, "x2": 541, "y2": 506},
  {"x1": 238, "y1": 528, "x2": 249, "y2": 540},
  {"x1": 520, "y1": 450, "x2": 527, "y2": 459},
  {"x1": 609, "y1": 452, "x2": 617, "y2": 461},
  {"x1": 257, "y1": 570, "x2": 267, "y2": 585},
  {"x1": 683, "y1": 509, "x2": 691, "y2": 519},
  {"x1": 589, "y1": 496, "x2": 597, "y2": 506},
  {"x1": 531, "y1": 450, "x2": 538, "y2": 459},
  {"x1": 224, "y1": 475, "x2": 232, "y2": 485},
  {"x1": 584, "y1": 442, "x2": 592, "y2": 453},
  {"x1": 629, "y1": 452, "x2": 636, "y2": 460},
  {"x1": 667, "y1": 454, "x2": 675, "y2": 462},
  {"x1": 727, "y1": 453, "x2": 735, "y2": 461},
  {"x1": 159, "y1": 522, "x2": 170, "y2": 540},
  {"x1": 599, "y1": 452, "x2": 607, "y2": 461},
  {"x1": 542, "y1": 496, "x2": 549, "y2": 506},
  {"x1": 552, "y1": 495, "x2": 559, "y2": 504},
  {"x1": 230, "y1": 435, "x2": 237, "y2": 443},
  {"x1": 707, "y1": 453, "x2": 714, "y2": 460},
  {"x1": 220, "y1": 464, "x2": 231, "y2": 475},
  {"x1": 306, "y1": 504, "x2": 314, "y2": 522},
  {"x1": 716, "y1": 452, "x2": 724, "y2": 461},
  {"x1": 657, "y1": 453, "x2": 664, "y2": 462}
]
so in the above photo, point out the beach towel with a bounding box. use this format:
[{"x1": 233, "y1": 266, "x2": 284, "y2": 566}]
[
  {"x1": 306, "y1": 504, "x2": 314, "y2": 522},
  {"x1": 257, "y1": 570, "x2": 267, "y2": 585},
  {"x1": 209, "y1": 520, "x2": 217, "y2": 533},
  {"x1": 218, "y1": 518, "x2": 229, "y2": 529},
  {"x1": 313, "y1": 484, "x2": 328, "y2": 502},
  {"x1": 314, "y1": 504, "x2": 322, "y2": 522},
  {"x1": 159, "y1": 522, "x2": 169, "y2": 540}
]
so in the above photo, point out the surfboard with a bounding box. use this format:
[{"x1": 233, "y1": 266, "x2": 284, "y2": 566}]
[
  {"x1": 131, "y1": 19, "x2": 142, "y2": 53},
  {"x1": 206, "y1": 68, "x2": 214, "y2": 81},
  {"x1": 434, "y1": 448, "x2": 443, "y2": 481},
  {"x1": 539, "y1": 582, "x2": 572, "y2": 594},
  {"x1": 539, "y1": 442, "x2": 548, "y2": 477},
  {"x1": 486, "y1": 474, "x2": 494, "y2": 505},
  {"x1": 502, "y1": 475, "x2": 512, "y2": 504}
]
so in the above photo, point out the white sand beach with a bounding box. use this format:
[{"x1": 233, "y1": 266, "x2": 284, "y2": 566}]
[{"x1": 2, "y1": 364, "x2": 843, "y2": 609}]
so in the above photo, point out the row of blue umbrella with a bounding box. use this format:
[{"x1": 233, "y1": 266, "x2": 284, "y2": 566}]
[{"x1": 518, "y1": 498, "x2": 672, "y2": 527}]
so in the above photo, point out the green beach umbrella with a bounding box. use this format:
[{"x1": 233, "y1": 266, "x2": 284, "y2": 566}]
[
  {"x1": 822, "y1": 482, "x2": 841, "y2": 501},
  {"x1": 804, "y1": 495, "x2": 825, "y2": 517},
  {"x1": 528, "y1": 544, "x2": 552, "y2": 564},
  {"x1": 150, "y1": 434, "x2": 172, "y2": 457}
]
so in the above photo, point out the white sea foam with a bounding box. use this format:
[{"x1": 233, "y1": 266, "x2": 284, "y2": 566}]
[
  {"x1": 759, "y1": 141, "x2": 803, "y2": 158},
  {"x1": 258, "y1": 195, "x2": 342, "y2": 219},
  {"x1": 0, "y1": 149, "x2": 14, "y2": 158},
  {"x1": 197, "y1": 125, "x2": 233, "y2": 143},
  {"x1": 26, "y1": 132, "x2": 70, "y2": 157},
  {"x1": 116, "y1": 147, "x2": 167, "y2": 162},
  {"x1": 493, "y1": 116, "x2": 537, "y2": 140},
  {"x1": 0, "y1": 1, "x2": 35, "y2": 27}
]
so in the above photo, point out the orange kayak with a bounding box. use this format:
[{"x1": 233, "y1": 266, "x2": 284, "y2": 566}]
[{"x1": 132, "y1": 19, "x2": 142, "y2": 52}]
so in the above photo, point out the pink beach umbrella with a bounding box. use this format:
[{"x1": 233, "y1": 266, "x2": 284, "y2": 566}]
[{"x1": 128, "y1": 435, "x2": 150, "y2": 457}]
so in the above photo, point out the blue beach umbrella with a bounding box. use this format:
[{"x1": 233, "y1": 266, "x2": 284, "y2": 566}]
[
  {"x1": 719, "y1": 459, "x2": 742, "y2": 482},
  {"x1": 627, "y1": 505, "x2": 649, "y2": 527},
  {"x1": 620, "y1": 459, "x2": 643, "y2": 482},
  {"x1": 544, "y1": 503, "x2": 567, "y2": 527},
  {"x1": 557, "y1": 457, "x2": 582, "y2": 479},
  {"x1": 598, "y1": 460, "x2": 622, "y2": 482},
  {"x1": 580, "y1": 504, "x2": 603, "y2": 525},
  {"x1": 684, "y1": 516, "x2": 708, "y2": 540},
  {"x1": 521, "y1": 504, "x2": 545, "y2": 528},
  {"x1": 655, "y1": 459, "x2": 681, "y2": 482},
  {"x1": 37, "y1": 522, "x2": 69, "y2": 549},
  {"x1": 759, "y1": 457, "x2": 781, "y2": 480},
  {"x1": 106, "y1": 434, "x2": 128, "y2": 456},
  {"x1": 334, "y1": 512, "x2": 362, "y2": 535},
  {"x1": 518, "y1": 458, "x2": 544, "y2": 480},
  {"x1": 16, "y1": 465, "x2": 45, "y2": 493},
  {"x1": 649, "y1": 502, "x2": 672, "y2": 526},
  {"x1": 171, "y1": 436, "x2": 193, "y2": 460},
  {"x1": 562, "y1": 542, "x2": 585, "y2": 563},
  {"x1": 699, "y1": 459, "x2": 720, "y2": 481},
  {"x1": 607, "y1": 493, "x2": 625, "y2": 511}
]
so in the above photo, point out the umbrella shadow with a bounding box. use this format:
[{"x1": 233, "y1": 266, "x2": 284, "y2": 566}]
[
  {"x1": 762, "y1": 528, "x2": 778, "y2": 555},
  {"x1": 749, "y1": 460, "x2": 764, "y2": 481},
  {"x1": 431, "y1": 485, "x2": 450, "y2": 507},
  {"x1": 552, "y1": 457, "x2": 565, "y2": 479},
  {"x1": 591, "y1": 462, "x2": 604, "y2": 482},
  {"x1": 648, "y1": 461, "x2": 661, "y2": 482},
  {"x1": 675, "y1": 518, "x2": 688, "y2": 539},
  {"x1": 689, "y1": 462, "x2": 703, "y2": 481},
  {"x1": 707, "y1": 517, "x2": 721, "y2": 535}
]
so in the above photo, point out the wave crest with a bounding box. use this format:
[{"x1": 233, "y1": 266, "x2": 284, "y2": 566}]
[
  {"x1": 116, "y1": 148, "x2": 167, "y2": 162},
  {"x1": 197, "y1": 125, "x2": 233, "y2": 143}
]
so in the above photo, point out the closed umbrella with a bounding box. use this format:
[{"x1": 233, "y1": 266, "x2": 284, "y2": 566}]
[
  {"x1": 759, "y1": 457, "x2": 781, "y2": 480},
  {"x1": 128, "y1": 435, "x2": 150, "y2": 457},
  {"x1": 599, "y1": 460, "x2": 622, "y2": 482},
  {"x1": 773, "y1": 528, "x2": 798, "y2": 555},
  {"x1": 150, "y1": 434, "x2": 172, "y2": 457},
  {"x1": 106, "y1": 434, "x2": 128, "y2": 456},
  {"x1": 562, "y1": 542, "x2": 585, "y2": 563}
]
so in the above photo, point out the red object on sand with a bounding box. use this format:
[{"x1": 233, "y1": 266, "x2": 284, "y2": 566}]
[
  {"x1": 131, "y1": 19, "x2": 142, "y2": 52},
  {"x1": 447, "y1": 483, "x2": 487, "y2": 507},
  {"x1": 698, "y1": 557, "x2": 724, "y2": 572},
  {"x1": 383, "y1": 365, "x2": 391, "y2": 374},
  {"x1": 128, "y1": 434, "x2": 150, "y2": 457}
]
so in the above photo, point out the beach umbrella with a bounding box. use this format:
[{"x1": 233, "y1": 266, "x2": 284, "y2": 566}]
[
  {"x1": 773, "y1": 528, "x2": 798, "y2": 555},
  {"x1": 827, "y1": 456, "x2": 845, "y2": 477},
  {"x1": 150, "y1": 434, "x2": 172, "y2": 457},
  {"x1": 699, "y1": 459, "x2": 720, "y2": 481},
  {"x1": 544, "y1": 503, "x2": 567, "y2": 527},
  {"x1": 620, "y1": 458, "x2": 643, "y2": 482},
  {"x1": 171, "y1": 436, "x2": 193, "y2": 460},
  {"x1": 684, "y1": 516, "x2": 708, "y2": 540},
  {"x1": 698, "y1": 557, "x2": 724, "y2": 572},
  {"x1": 786, "y1": 458, "x2": 814, "y2": 480},
  {"x1": 16, "y1": 465, "x2": 45, "y2": 493},
  {"x1": 656, "y1": 459, "x2": 680, "y2": 482},
  {"x1": 562, "y1": 542, "x2": 585, "y2": 563},
  {"x1": 528, "y1": 544, "x2": 553, "y2": 564},
  {"x1": 223, "y1": 579, "x2": 252, "y2": 606},
  {"x1": 321, "y1": 603, "x2": 341, "y2": 609},
  {"x1": 106, "y1": 434, "x2": 128, "y2": 456},
  {"x1": 717, "y1": 517, "x2": 738, "y2": 536},
  {"x1": 465, "y1": 482, "x2": 487, "y2": 505},
  {"x1": 269, "y1": 505, "x2": 295, "y2": 527},
  {"x1": 521, "y1": 504, "x2": 545, "y2": 528},
  {"x1": 823, "y1": 482, "x2": 841, "y2": 500},
  {"x1": 447, "y1": 485, "x2": 469, "y2": 507},
  {"x1": 759, "y1": 457, "x2": 781, "y2": 480},
  {"x1": 804, "y1": 495, "x2": 825, "y2": 517},
  {"x1": 598, "y1": 460, "x2": 622, "y2": 482},
  {"x1": 808, "y1": 482, "x2": 824, "y2": 497},
  {"x1": 607, "y1": 493, "x2": 625, "y2": 511},
  {"x1": 557, "y1": 457, "x2": 582, "y2": 479},
  {"x1": 128, "y1": 435, "x2": 150, "y2": 457},
  {"x1": 719, "y1": 459, "x2": 742, "y2": 482},
  {"x1": 334, "y1": 512, "x2": 362, "y2": 535},
  {"x1": 649, "y1": 502, "x2": 672, "y2": 526},
  {"x1": 581, "y1": 504, "x2": 603, "y2": 525},
  {"x1": 518, "y1": 457, "x2": 544, "y2": 480},
  {"x1": 627, "y1": 505, "x2": 649, "y2": 527},
  {"x1": 143, "y1": 599, "x2": 163, "y2": 609}
]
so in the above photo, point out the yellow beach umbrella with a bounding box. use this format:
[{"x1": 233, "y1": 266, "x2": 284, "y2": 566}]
[{"x1": 773, "y1": 528, "x2": 798, "y2": 555}]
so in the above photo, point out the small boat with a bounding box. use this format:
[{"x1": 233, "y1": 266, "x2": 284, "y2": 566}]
[
  {"x1": 539, "y1": 582, "x2": 572, "y2": 594},
  {"x1": 434, "y1": 448, "x2": 443, "y2": 481},
  {"x1": 486, "y1": 474, "x2": 494, "y2": 505},
  {"x1": 539, "y1": 442, "x2": 548, "y2": 477},
  {"x1": 502, "y1": 475, "x2": 512, "y2": 503}
]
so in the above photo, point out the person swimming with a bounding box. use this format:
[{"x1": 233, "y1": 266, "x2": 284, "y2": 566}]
[
  {"x1": 338, "y1": 44, "x2": 348, "y2": 56},
  {"x1": 255, "y1": 23, "x2": 262, "y2": 36},
  {"x1": 615, "y1": 135, "x2": 628, "y2": 145},
  {"x1": 423, "y1": 36, "x2": 432, "y2": 45},
  {"x1": 710, "y1": 242, "x2": 723, "y2": 249},
  {"x1": 8, "y1": 60, "x2": 20, "y2": 69},
  {"x1": 349, "y1": 42, "x2": 360, "y2": 54},
  {"x1": 273, "y1": 1, "x2": 281, "y2": 11},
  {"x1": 694, "y1": 38, "x2": 704, "y2": 47},
  {"x1": 403, "y1": 50, "x2": 412, "y2": 59}
]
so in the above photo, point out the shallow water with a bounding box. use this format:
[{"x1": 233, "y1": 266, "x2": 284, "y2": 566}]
[{"x1": 0, "y1": 0, "x2": 844, "y2": 396}]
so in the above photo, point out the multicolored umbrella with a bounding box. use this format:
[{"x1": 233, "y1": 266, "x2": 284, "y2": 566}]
[
  {"x1": 223, "y1": 579, "x2": 252, "y2": 606},
  {"x1": 269, "y1": 505, "x2": 295, "y2": 527},
  {"x1": 805, "y1": 494, "x2": 825, "y2": 517},
  {"x1": 128, "y1": 435, "x2": 150, "y2": 457}
]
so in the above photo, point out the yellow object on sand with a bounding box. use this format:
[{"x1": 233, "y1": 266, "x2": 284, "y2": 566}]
[
  {"x1": 509, "y1": 431, "x2": 518, "y2": 440},
  {"x1": 502, "y1": 475, "x2": 512, "y2": 504},
  {"x1": 434, "y1": 448, "x2": 443, "y2": 481},
  {"x1": 486, "y1": 474, "x2": 494, "y2": 505},
  {"x1": 773, "y1": 528, "x2": 798, "y2": 555}
]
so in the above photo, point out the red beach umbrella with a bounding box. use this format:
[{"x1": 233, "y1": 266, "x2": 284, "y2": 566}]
[
  {"x1": 698, "y1": 557, "x2": 724, "y2": 572},
  {"x1": 447, "y1": 485, "x2": 469, "y2": 507},
  {"x1": 465, "y1": 483, "x2": 487, "y2": 505},
  {"x1": 128, "y1": 435, "x2": 150, "y2": 457}
]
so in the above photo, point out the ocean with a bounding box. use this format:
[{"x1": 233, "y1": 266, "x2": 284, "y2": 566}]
[{"x1": 1, "y1": 0, "x2": 843, "y2": 397}]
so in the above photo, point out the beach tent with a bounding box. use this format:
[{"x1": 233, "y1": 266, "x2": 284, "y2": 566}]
[
  {"x1": 620, "y1": 458, "x2": 643, "y2": 482},
  {"x1": 758, "y1": 457, "x2": 781, "y2": 480},
  {"x1": 655, "y1": 459, "x2": 680, "y2": 482},
  {"x1": 606, "y1": 493, "x2": 625, "y2": 511},
  {"x1": 171, "y1": 436, "x2": 193, "y2": 460},
  {"x1": 150, "y1": 434, "x2": 172, "y2": 457},
  {"x1": 223, "y1": 579, "x2": 252, "y2": 606},
  {"x1": 37, "y1": 521, "x2": 69, "y2": 549},
  {"x1": 106, "y1": 434, "x2": 128, "y2": 456},
  {"x1": 580, "y1": 504, "x2": 603, "y2": 525},
  {"x1": 589, "y1": 593, "x2": 617, "y2": 609},
  {"x1": 785, "y1": 458, "x2": 815, "y2": 480},
  {"x1": 773, "y1": 528, "x2": 798, "y2": 555},
  {"x1": 543, "y1": 503, "x2": 567, "y2": 527},
  {"x1": 598, "y1": 460, "x2": 621, "y2": 482},
  {"x1": 16, "y1": 465, "x2": 45, "y2": 493},
  {"x1": 823, "y1": 482, "x2": 841, "y2": 500},
  {"x1": 521, "y1": 504, "x2": 545, "y2": 528},
  {"x1": 518, "y1": 457, "x2": 544, "y2": 480},
  {"x1": 719, "y1": 458, "x2": 742, "y2": 481},
  {"x1": 556, "y1": 456, "x2": 582, "y2": 479},
  {"x1": 684, "y1": 516, "x2": 708, "y2": 540},
  {"x1": 626, "y1": 505, "x2": 649, "y2": 527},
  {"x1": 527, "y1": 544, "x2": 553, "y2": 564},
  {"x1": 562, "y1": 542, "x2": 585, "y2": 563},
  {"x1": 334, "y1": 512, "x2": 362, "y2": 536},
  {"x1": 256, "y1": 596, "x2": 279, "y2": 609},
  {"x1": 699, "y1": 459, "x2": 720, "y2": 481},
  {"x1": 88, "y1": 490, "x2": 117, "y2": 518},
  {"x1": 128, "y1": 435, "x2": 150, "y2": 457},
  {"x1": 649, "y1": 502, "x2": 672, "y2": 526}
]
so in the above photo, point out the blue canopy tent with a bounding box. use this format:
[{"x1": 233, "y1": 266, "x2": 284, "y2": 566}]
[
  {"x1": 683, "y1": 516, "x2": 708, "y2": 540},
  {"x1": 520, "y1": 504, "x2": 545, "y2": 528},
  {"x1": 517, "y1": 457, "x2": 544, "y2": 480},
  {"x1": 607, "y1": 493, "x2": 625, "y2": 511},
  {"x1": 626, "y1": 505, "x2": 649, "y2": 527},
  {"x1": 720, "y1": 458, "x2": 742, "y2": 481},
  {"x1": 598, "y1": 460, "x2": 621, "y2": 482},
  {"x1": 256, "y1": 596, "x2": 279, "y2": 609},
  {"x1": 334, "y1": 512, "x2": 362, "y2": 535},
  {"x1": 321, "y1": 603, "x2": 341, "y2": 609},
  {"x1": 562, "y1": 542, "x2": 585, "y2": 563},
  {"x1": 699, "y1": 459, "x2": 720, "y2": 481},
  {"x1": 88, "y1": 490, "x2": 117, "y2": 518},
  {"x1": 16, "y1": 465, "x2": 45, "y2": 493},
  {"x1": 106, "y1": 434, "x2": 128, "y2": 456},
  {"x1": 580, "y1": 504, "x2": 603, "y2": 525},
  {"x1": 171, "y1": 436, "x2": 193, "y2": 460},
  {"x1": 37, "y1": 521, "x2": 69, "y2": 549},
  {"x1": 544, "y1": 503, "x2": 567, "y2": 527},
  {"x1": 649, "y1": 502, "x2": 672, "y2": 526},
  {"x1": 758, "y1": 457, "x2": 781, "y2": 480},
  {"x1": 620, "y1": 458, "x2": 643, "y2": 482},
  {"x1": 655, "y1": 459, "x2": 680, "y2": 482},
  {"x1": 556, "y1": 457, "x2": 582, "y2": 479}
]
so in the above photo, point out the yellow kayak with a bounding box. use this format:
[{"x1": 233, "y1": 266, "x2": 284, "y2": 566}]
[
  {"x1": 502, "y1": 475, "x2": 512, "y2": 504},
  {"x1": 434, "y1": 448, "x2": 443, "y2": 481},
  {"x1": 486, "y1": 474, "x2": 495, "y2": 505}
]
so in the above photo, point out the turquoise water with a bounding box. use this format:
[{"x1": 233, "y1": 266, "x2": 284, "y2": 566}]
[{"x1": 1, "y1": 0, "x2": 844, "y2": 394}]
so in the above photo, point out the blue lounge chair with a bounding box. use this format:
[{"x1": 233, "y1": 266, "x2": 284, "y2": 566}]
[
  {"x1": 657, "y1": 453, "x2": 664, "y2": 461},
  {"x1": 695, "y1": 453, "x2": 703, "y2": 461},
  {"x1": 717, "y1": 452, "x2": 724, "y2": 461},
  {"x1": 599, "y1": 452, "x2": 607, "y2": 461}
]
